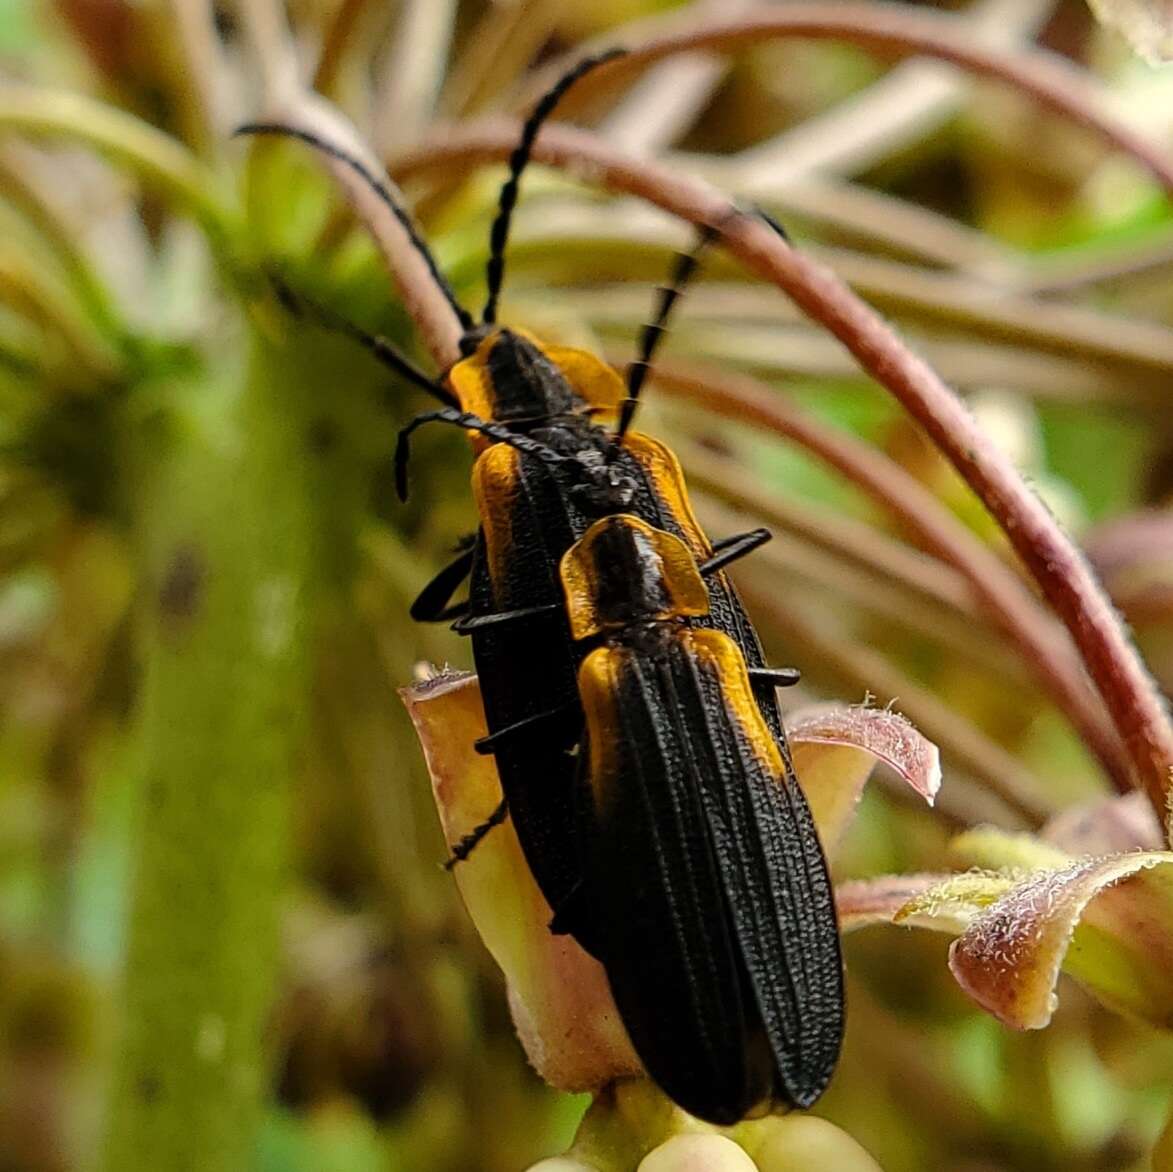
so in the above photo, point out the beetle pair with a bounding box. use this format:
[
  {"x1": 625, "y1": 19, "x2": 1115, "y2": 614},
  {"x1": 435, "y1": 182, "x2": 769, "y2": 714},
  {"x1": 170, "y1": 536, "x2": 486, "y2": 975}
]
[{"x1": 240, "y1": 48, "x2": 844, "y2": 1124}]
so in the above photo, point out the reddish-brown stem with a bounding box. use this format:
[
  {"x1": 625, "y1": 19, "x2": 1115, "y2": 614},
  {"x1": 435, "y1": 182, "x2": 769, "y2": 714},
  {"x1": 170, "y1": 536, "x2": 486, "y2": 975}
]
[
  {"x1": 262, "y1": 93, "x2": 464, "y2": 367},
  {"x1": 392, "y1": 123, "x2": 1173, "y2": 824},
  {"x1": 659, "y1": 362, "x2": 1129, "y2": 796},
  {"x1": 238, "y1": 0, "x2": 463, "y2": 368},
  {"x1": 313, "y1": 0, "x2": 375, "y2": 97},
  {"x1": 735, "y1": 574, "x2": 1052, "y2": 827},
  {"x1": 520, "y1": 3, "x2": 1173, "y2": 194}
]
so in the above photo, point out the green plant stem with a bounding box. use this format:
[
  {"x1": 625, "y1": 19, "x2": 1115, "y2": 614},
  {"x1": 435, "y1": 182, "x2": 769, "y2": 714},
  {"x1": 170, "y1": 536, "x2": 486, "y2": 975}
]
[{"x1": 102, "y1": 327, "x2": 315, "y2": 1172}]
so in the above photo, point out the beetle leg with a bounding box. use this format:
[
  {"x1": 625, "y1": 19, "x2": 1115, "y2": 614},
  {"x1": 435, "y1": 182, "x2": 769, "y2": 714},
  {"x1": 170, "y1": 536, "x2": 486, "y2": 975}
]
[
  {"x1": 698, "y1": 528, "x2": 772, "y2": 576},
  {"x1": 747, "y1": 666, "x2": 802, "y2": 688},
  {"x1": 451, "y1": 602, "x2": 560, "y2": 634},
  {"x1": 443, "y1": 797, "x2": 510, "y2": 869},
  {"x1": 474, "y1": 705, "x2": 578, "y2": 755},
  {"x1": 411, "y1": 546, "x2": 476, "y2": 622}
]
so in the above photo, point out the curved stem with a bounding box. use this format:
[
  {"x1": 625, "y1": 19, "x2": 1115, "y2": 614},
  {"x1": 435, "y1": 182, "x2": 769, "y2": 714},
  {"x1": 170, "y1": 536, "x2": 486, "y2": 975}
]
[
  {"x1": 0, "y1": 250, "x2": 121, "y2": 376},
  {"x1": 716, "y1": 0, "x2": 1055, "y2": 192},
  {"x1": 237, "y1": 0, "x2": 464, "y2": 367},
  {"x1": 658, "y1": 361, "x2": 1129, "y2": 797},
  {"x1": 0, "y1": 147, "x2": 124, "y2": 338},
  {"x1": 392, "y1": 126, "x2": 1170, "y2": 817},
  {"x1": 520, "y1": 2, "x2": 1173, "y2": 194},
  {"x1": 734, "y1": 572, "x2": 1053, "y2": 827},
  {"x1": 0, "y1": 87, "x2": 230, "y2": 235},
  {"x1": 235, "y1": 0, "x2": 301, "y2": 105},
  {"x1": 167, "y1": 0, "x2": 234, "y2": 153},
  {"x1": 313, "y1": 0, "x2": 377, "y2": 98},
  {"x1": 372, "y1": 0, "x2": 457, "y2": 155}
]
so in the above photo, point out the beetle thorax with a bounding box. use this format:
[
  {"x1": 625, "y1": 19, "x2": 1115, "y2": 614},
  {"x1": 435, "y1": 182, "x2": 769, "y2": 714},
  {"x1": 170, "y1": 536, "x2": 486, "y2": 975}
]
[
  {"x1": 484, "y1": 329, "x2": 583, "y2": 423},
  {"x1": 568, "y1": 449, "x2": 637, "y2": 513}
]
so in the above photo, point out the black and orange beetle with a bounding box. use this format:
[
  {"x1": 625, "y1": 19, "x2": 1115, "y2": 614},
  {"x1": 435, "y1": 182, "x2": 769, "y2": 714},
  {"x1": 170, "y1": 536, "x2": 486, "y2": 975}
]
[{"x1": 239, "y1": 49, "x2": 843, "y2": 1123}]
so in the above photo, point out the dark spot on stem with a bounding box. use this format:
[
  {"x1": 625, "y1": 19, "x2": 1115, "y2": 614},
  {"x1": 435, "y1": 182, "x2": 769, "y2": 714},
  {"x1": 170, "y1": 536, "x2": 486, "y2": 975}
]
[
  {"x1": 137, "y1": 1071, "x2": 162, "y2": 1103},
  {"x1": 307, "y1": 417, "x2": 338, "y2": 456},
  {"x1": 212, "y1": 3, "x2": 236, "y2": 39},
  {"x1": 146, "y1": 776, "x2": 165, "y2": 810},
  {"x1": 158, "y1": 545, "x2": 206, "y2": 635}
]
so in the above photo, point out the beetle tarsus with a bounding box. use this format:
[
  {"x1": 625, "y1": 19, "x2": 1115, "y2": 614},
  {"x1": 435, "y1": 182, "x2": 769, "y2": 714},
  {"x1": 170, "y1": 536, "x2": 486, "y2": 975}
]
[{"x1": 444, "y1": 797, "x2": 510, "y2": 868}]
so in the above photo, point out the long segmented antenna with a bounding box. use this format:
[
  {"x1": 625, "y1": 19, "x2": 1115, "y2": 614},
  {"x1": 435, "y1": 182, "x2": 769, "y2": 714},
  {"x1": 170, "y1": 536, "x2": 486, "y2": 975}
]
[
  {"x1": 235, "y1": 123, "x2": 475, "y2": 332},
  {"x1": 611, "y1": 224, "x2": 718, "y2": 449},
  {"x1": 395, "y1": 406, "x2": 572, "y2": 500},
  {"x1": 755, "y1": 206, "x2": 792, "y2": 245},
  {"x1": 270, "y1": 273, "x2": 457, "y2": 407},
  {"x1": 611, "y1": 206, "x2": 796, "y2": 450},
  {"x1": 481, "y1": 48, "x2": 627, "y2": 326}
]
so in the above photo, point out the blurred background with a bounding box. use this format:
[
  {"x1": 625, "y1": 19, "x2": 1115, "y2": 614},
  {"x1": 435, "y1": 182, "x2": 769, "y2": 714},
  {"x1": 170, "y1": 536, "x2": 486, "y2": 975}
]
[{"x1": 2, "y1": 0, "x2": 1173, "y2": 1168}]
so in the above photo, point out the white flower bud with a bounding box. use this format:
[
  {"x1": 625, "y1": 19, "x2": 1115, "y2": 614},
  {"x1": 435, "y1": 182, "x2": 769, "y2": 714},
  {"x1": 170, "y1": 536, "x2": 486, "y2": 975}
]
[
  {"x1": 637, "y1": 1134, "x2": 757, "y2": 1172},
  {"x1": 749, "y1": 1115, "x2": 883, "y2": 1172}
]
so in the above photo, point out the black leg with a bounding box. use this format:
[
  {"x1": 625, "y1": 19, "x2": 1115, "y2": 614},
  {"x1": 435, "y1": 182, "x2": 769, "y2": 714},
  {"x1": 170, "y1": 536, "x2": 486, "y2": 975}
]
[
  {"x1": 709, "y1": 531, "x2": 757, "y2": 554},
  {"x1": 748, "y1": 666, "x2": 802, "y2": 688},
  {"x1": 698, "y1": 528, "x2": 772, "y2": 577},
  {"x1": 444, "y1": 797, "x2": 509, "y2": 869},
  {"x1": 474, "y1": 705, "x2": 577, "y2": 755},
  {"x1": 411, "y1": 546, "x2": 476, "y2": 622},
  {"x1": 451, "y1": 601, "x2": 560, "y2": 635}
]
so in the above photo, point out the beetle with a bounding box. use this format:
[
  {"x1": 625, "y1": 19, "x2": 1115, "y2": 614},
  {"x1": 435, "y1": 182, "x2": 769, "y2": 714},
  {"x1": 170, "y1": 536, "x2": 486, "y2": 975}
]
[
  {"x1": 240, "y1": 48, "x2": 844, "y2": 1121},
  {"x1": 556, "y1": 512, "x2": 843, "y2": 1123},
  {"x1": 238, "y1": 53, "x2": 802, "y2": 912}
]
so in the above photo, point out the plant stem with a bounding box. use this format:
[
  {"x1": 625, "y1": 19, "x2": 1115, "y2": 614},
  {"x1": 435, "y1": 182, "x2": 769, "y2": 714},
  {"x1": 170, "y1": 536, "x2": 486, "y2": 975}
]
[
  {"x1": 736, "y1": 573, "x2": 1052, "y2": 827},
  {"x1": 655, "y1": 362, "x2": 1129, "y2": 795},
  {"x1": 102, "y1": 328, "x2": 314, "y2": 1172},
  {"x1": 0, "y1": 87, "x2": 230, "y2": 235},
  {"x1": 0, "y1": 248, "x2": 121, "y2": 376},
  {"x1": 0, "y1": 145, "x2": 125, "y2": 339},
  {"x1": 523, "y1": 2, "x2": 1173, "y2": 193}
]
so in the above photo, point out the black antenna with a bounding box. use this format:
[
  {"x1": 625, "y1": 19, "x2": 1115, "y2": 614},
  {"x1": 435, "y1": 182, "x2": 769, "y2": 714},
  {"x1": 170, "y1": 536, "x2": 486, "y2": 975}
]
[
  {"x1": 270, "y1": 272, "x2": 457, "y2": 407},
  {"x1": 612, "y1": 224, "x2": 718, "y2": 447},
  {"x1": 481, "y1": 48, "x2": 627, "y2": 326},
  {"x1": 234, "y1": 123, "x2": 475, "y2": 332},
  {"x1": 395, "y1": 406, "x2": 571, "y2": 500},
  {"x1": 755, "y1": 206, "x2": 792, "y2": 245}
]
